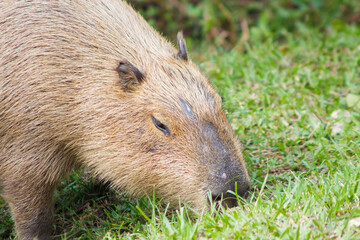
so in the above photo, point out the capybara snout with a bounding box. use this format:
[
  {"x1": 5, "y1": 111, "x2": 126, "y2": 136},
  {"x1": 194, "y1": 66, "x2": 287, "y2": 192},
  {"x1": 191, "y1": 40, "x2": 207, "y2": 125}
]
[
  {"x1": 0, "y1": 0, "x2": 250, "y2": 239},
  {"x1": 196, "y1": 120, "x2": 251, "y2": 205}
]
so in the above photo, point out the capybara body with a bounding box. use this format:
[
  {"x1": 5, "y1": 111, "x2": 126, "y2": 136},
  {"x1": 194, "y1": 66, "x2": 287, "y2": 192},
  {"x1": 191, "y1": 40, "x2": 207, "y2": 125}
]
[{"x1": 0, "y1": 0, "x2": 250, "y2": 239}]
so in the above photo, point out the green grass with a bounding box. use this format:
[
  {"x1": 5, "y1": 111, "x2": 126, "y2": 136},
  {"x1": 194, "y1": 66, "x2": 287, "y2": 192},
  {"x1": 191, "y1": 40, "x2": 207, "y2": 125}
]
[{"x1": 1, "y1": 22, "x2": 360, "y2": 239}]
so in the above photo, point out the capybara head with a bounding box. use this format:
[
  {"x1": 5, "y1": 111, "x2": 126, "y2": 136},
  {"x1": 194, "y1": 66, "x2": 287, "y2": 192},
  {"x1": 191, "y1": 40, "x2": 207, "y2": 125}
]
[{"x1": 94, "y1": 32, "x2": 251, "y2": 210}]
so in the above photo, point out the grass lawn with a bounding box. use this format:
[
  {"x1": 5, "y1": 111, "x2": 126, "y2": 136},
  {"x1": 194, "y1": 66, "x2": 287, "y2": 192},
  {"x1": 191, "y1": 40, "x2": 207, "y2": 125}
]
[{"x1": 1, "y1": 22, "x2": 360, "y2": 239}]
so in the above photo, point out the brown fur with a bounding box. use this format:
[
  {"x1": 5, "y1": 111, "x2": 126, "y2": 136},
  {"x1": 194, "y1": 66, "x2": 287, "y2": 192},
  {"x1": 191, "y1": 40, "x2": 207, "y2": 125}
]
[{"x1": 0, "y1": 0, "x2": 250, "y2": 239}]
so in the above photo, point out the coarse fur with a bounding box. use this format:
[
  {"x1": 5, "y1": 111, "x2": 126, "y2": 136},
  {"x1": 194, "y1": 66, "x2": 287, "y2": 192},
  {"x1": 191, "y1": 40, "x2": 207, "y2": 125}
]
[{"x1": 0, "y1": 0, "x2": 250, "y2": 239}]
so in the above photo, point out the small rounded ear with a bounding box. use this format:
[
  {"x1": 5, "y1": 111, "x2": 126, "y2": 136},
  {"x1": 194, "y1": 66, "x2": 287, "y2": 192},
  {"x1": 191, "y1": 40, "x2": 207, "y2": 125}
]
[
  {"x1": 176, "y1": 31, "x2": 188, "y2": 61},
  {"x1": 116, "y1": 60, "x2": 145, "y2": 92}
]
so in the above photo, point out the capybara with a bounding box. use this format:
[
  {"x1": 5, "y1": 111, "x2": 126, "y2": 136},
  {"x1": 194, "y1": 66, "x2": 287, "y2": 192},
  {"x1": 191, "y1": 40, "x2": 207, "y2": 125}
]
[{"x1": 0, "y1": 0, "x2": 250, "y2": 239}]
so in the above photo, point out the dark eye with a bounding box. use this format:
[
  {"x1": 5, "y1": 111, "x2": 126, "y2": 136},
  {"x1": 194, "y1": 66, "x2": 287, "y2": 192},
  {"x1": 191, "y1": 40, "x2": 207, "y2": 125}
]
[{"x1": 151, "y1": 116, "x2": 171, "y2": 136}]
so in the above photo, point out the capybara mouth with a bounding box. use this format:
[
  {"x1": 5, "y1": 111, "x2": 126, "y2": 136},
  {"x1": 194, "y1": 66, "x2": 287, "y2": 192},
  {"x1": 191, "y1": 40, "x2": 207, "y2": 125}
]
[
  {"x1": 211, "y1": 194, "x2": 238, "y2": 209},
  {"x1": 210, "y1": 185, "x2": 250, "y2": 208}
]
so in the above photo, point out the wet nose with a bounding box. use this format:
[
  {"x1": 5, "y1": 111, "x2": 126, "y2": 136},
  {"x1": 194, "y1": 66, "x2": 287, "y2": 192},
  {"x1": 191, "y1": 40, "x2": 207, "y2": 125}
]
[{"x1": 211, "y1": 181, "x2": 250, "y2": 208}]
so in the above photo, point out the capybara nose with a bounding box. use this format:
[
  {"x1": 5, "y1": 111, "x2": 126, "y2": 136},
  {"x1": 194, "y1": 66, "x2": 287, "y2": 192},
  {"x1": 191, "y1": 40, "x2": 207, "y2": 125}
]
[{"x1": 211, "y1": 181, "x2": 250, "y2": 208}]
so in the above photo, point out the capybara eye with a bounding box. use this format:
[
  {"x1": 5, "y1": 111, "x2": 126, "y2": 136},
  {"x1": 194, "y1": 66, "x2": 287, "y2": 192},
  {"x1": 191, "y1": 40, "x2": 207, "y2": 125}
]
[{"x1": 151, "y1": 116, "x2": 171, "y2": 136}]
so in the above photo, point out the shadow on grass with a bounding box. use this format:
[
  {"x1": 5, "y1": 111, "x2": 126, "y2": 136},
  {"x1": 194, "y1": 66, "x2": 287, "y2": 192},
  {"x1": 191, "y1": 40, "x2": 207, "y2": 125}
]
[
  {"x1": 0, "y1": 170, "x2": 153, "y2": 239},
  {"x1": 54, "y1": 170, "x2": 155, "y2": 239}
]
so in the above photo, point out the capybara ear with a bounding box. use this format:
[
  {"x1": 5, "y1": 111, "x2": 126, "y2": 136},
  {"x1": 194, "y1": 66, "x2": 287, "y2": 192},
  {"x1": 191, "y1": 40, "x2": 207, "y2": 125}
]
[
  {"x1": 116, "y1": 61, "x2": 145, "y2": 92},
  {"x1": 176, "y1": 31, "x2": 188, "y2": 61}
]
